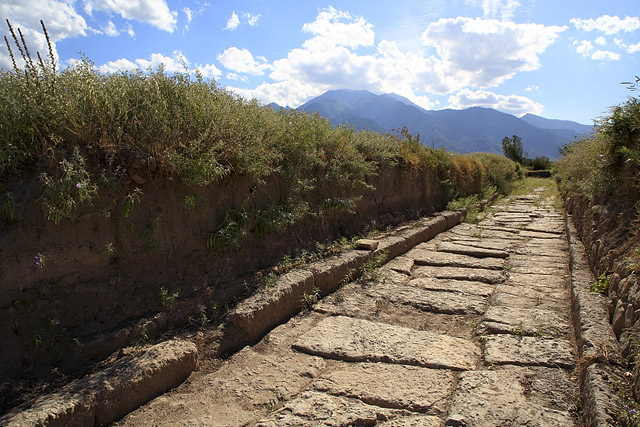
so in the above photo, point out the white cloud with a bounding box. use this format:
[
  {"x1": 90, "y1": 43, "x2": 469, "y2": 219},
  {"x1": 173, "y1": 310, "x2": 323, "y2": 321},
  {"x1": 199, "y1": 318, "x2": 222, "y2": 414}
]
[
  {"x1": 103, "y1": 21, "x2": 119, "y2": 37},
  {"x1": 301, "y1": 6, "x2": 374, "y2": 49},
  {"x1": 525, "y1": 85, "x2": 539, "y2": 91},
  {"x1": 420, "y1": 17, "x2": 566, "y2": 92},
  {"x1": 126, "y1": 24, "x2": 136, "y2": 38},
  {"x1": 594, "y1": 36, "x2": 607, "y2": 46},
  {"x1": 627, "y1": 42, "x2": 640, "y2": 54},
  {"x1": 84, "y1": 0, "x2": 177, "y2": 33},
  {"x1": 183, "y1": 3, "x2": 209, "y2": 33},
  {"x1": 226, "y1": 72, "x2": 248, "y2": 82},
  {"x1": 447, "y1": 88, "x2": 544, "y2": 116},
  {"x1": 571, "y1": 15, "x2": 640, "y2": 35},
  {"x1": 0, "y1": 0, "x2": 90, "y2": 70},
  {"x1": 98, "y1": 57, "x2": 138, "y2": 73},
  {"x1": 591, "y1": 50, "x2": 621, "y2": 61},
  {"x1": 1, "y1": 0, "x2": 88, "y2": 41},
  {"x1": 464, "y1": 0, "x2": 522, "y2": 21},
  {"x1": 225, "y1": 11, "x2": 240, "y2": 30},
  {"x1": 217, "y1": 47, "x2": 269, "y2": 76},
  {"x1": 97, "y1": 50, "x2": 221, "y2": 78},
  {"x1": 575, "y1": 40, "x2": 594, "y2": 55},
  {"x1": 228, "y1": 9, "x2": 561, "y2": 111},
  {"x1": 243, "y1": 12, "x2": 260, "y2": 27}
]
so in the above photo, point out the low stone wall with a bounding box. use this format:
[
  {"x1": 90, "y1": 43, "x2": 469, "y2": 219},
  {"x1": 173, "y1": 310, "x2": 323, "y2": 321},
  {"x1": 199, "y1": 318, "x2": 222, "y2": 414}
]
[{"x1": 564, "y1": 193, "x2": 640, "y2": 405}]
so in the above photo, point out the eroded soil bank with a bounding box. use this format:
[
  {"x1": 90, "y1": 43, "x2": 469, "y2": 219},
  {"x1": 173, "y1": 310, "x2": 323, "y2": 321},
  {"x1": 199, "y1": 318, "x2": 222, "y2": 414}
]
[{"x1": 0, "y1": 163, "x2": 455, "y2": 411}]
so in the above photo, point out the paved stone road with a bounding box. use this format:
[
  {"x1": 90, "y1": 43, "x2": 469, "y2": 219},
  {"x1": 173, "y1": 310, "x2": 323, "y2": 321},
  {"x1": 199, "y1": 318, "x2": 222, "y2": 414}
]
[{"x1": 118, "y1": 189, "x2": 580, "y2": 426}]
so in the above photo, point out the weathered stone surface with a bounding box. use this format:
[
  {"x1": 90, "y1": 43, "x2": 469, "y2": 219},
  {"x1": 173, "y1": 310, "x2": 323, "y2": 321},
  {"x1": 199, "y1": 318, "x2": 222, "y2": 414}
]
[
  {"x1": 507, "y1": 272, "x2": 568, "y2": 291},
  {"x1": 492, "y1": 286, "x2": 568, "y2": 311},
  {"x1": 383, "y1": 255, "x2": 414, "y2": 276},
  {"x1": 366, "y1": 281, "x2": 488, "y2": 315},
  {"x1": 413, "y1": 265, "x2": 504, "y2": 284},
  {"x1": 479, "y1": 305, "x2": 569, "y2": 337},
  {"x1": 410, "y1": 249, "x2": 504, "y2": 270},
  {"x1": 254, "y1": 391, "x2": 442, "y2": 427},
  {"x1": 581, "y1": 363, "x2": 625, "y2": 427},
  {"x1": 1, "y1": 340, "x2": 198, "y2": 427},
  {"x1": 311, "y1": 362, "x2": 455, "y2": 414},
  {"x1": 226, "y1": 269, "x2": 316, "y2": 344},
  {"x1": 293, "y1": 315, "x2": 480, "y2": 370},
  {"x1": 446, "y1": 367, "x2": 576, "y2": 426},
  {"x1": 483, "y1": 335, "x2": 575, "y2": 368},
  {"x1": 407, "y1": 277, "x2": 495, "y2": 297},
  {"x1": 357, "y1": 239, "x2": 379, "y2": 250},
  {"x1": 438, "y1": 241, "x2": 510, "y2": 257}
]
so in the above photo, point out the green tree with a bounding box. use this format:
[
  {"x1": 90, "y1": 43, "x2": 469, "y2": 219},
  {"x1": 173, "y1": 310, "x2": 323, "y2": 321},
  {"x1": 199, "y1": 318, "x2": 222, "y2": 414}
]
[{"x1": 502, "y1": 135, "x2": 523, "y2": 163}]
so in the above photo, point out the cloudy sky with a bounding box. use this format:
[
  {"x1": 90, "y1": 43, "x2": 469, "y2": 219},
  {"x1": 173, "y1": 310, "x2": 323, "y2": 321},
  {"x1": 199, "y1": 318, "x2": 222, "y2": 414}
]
[{"x1": 2, "y1": 0, "x2": 639, "y2": 124}]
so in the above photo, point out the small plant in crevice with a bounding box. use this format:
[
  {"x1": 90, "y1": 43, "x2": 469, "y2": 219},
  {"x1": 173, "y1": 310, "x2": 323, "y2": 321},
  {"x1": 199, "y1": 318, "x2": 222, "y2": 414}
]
[
  {"x1": 207, "y1": 208, "x2": 248, "y2": 250},
  {"x1": 33, "y1": 252, "x2": 46, "y2": 269},
  {"x1": 300, "y1": 286, "x2": 320, "y2": 311},
  {"x1": 1, "y1": 192, "x2": 17, "y2": 222},
  {"x1": 159, "y1": 286, "x2": 178, "y2": 311},
  {"x1": 38, "y1": 147, "x2": 98, "y2": 224},
  {"x1": 123, "y1": 187, "x2": 143, "y2": 217},
  {"x1": 183, "y1": 194, "x2": 198, "y2": 209},
  {"x1": 590, "y1": 273, "x2": 611, "y2": 295}
]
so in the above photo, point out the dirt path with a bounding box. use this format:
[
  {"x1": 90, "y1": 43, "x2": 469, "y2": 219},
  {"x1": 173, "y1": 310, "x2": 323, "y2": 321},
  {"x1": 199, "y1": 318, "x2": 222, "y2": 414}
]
[{"x1": 116, "y1": 188, "x2": 581, "y2": 426}]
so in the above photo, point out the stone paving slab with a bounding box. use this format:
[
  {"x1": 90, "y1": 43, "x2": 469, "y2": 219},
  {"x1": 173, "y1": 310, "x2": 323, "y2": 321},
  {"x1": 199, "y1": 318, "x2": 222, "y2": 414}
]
[
  {"x1": 382, "y1": 256, "x2": 415, "y2": 276},
  {"x1": 311, "y1": 362, "x2": 455, "y2": 414},
  {"x1": 409, "y1": 249, "x2": 505, "y2": 270},
  {"x1": 508, "y1": 272, "x2": 568, "y2": 290},
  {"x1": 509, "y1": 254, "x2": 567, "y2": 266},
  {"x1": 438, "y1": 240, "x2": 512, "y2": 256},
  {"x1": 254, "y1": 391, "x2": 443, "y2": 427},
  {"x1": 479, "y1": 305, "x2": 569, "y2": 337},
  {"x1": 483, "y1": 335, "x2": 575, "y2": 368},
  {"x1": 365, "y1": 281, "x2": 488, "y2": 315},
  {"x1": 407, "y1": 277, "x2": 495, "y2": 297},
  {"x1": 446, "y1": 367, "x2": 576, "y2": 426},
  {"x1": 413, "y1": 265, "x2": 504, "y2": 284},
  {"x1": 293, "y1": 315, "x2": 480, "y2": 370},
  {"x1": 508, "y1": 264, "x2": 567, "y2": 275},
  {"x1": 492, "y1": 286, "x2": 568, "y2": 311}
]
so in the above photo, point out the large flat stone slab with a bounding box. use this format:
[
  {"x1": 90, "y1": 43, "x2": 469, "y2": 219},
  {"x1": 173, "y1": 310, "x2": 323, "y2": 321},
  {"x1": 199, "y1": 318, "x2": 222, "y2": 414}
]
[
  {"x1": 483, "y1": 335, "x2": 575, "y2": 368},
  {"x1": 446, "y1": 367, "x2": 576, "y2": 426},
  {"x1": 413, "y1": 265, "x2": 504, "y2": 284},
  {"x1": 410, "y1": 249, "x2": 504, "y2": 270},
  {"x1": 507, "y1": 272, "x2": 568, "y2": 292},
  {"x1": 311, "y1": 362, "x2": 455, "y2": 414},
  {"x1": 438, "y1": 241, "x2": 510, "y2": 257},
  {"x1": 293, "y1": 316, "x2": 480, "y2": 370},
  {"x1": 366, "y1": 282, "x2": 488, "y2": 315},
  {"x1": 479, "y1": 305, "x2": 570, "y2": 337},
  {"x1": 254, "y1": 391, "x2": 443, "y2": 427},
  {"x1": 492, "y1": 286, "x2": 568, "y2": 311},
  {"x1": 408, "y1": 277, "x2": 495, "y2": 297}
]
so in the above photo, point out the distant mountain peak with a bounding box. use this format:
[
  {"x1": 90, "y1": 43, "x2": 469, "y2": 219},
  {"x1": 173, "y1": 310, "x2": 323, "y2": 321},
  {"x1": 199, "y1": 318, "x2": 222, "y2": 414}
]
[{"x1": 292, "y1": 89, "x2": 590, "y2": 159}]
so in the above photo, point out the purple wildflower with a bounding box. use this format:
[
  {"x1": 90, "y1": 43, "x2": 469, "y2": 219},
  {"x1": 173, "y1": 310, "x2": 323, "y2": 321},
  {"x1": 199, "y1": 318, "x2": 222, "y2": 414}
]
[{"x1": 76, "y1": 183, "x2": 82, "y2": 189}]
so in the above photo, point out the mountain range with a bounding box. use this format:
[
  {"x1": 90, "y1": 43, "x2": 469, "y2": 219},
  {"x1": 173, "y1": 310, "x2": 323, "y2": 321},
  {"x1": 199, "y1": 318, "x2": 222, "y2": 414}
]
[{"x1": 278, "y1": 89, "x2": 593, "y2": 159}]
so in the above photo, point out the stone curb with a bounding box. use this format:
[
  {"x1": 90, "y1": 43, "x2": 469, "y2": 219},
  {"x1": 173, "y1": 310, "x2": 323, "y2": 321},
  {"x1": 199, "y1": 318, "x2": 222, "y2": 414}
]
[
  {"x1": 0, "y1": 339, "x2": 198, "y2": 427},
  {"x1": 565, "y1": 213, "x2": 623, "y2": 427},
  {"x1": 220, "y1": 210, "x2": 466, "y2": 353}
]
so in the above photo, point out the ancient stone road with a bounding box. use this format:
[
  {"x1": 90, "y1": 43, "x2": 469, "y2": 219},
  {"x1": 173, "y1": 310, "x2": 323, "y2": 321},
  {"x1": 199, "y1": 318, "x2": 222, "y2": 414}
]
[{"x1": 117, "y1": 189, "x2": 581, "y2": 426}]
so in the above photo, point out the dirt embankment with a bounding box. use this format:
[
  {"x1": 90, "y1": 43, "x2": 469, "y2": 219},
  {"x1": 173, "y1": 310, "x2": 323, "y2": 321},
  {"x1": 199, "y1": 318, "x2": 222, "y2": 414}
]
[{"x1": 0, "y1": 164, "x2": 455, "y2": 399}]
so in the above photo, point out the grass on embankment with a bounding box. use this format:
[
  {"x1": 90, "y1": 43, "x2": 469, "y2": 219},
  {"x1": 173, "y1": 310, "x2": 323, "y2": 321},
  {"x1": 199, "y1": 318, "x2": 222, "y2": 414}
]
[{"x1": 0, "y1": 20, "x2": 517, "y2": 230}]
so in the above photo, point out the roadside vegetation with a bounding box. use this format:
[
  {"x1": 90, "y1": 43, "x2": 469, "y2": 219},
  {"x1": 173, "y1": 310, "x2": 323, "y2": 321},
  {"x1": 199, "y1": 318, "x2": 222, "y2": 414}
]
[
  {"x1": 1, "y1": 20, "x2": 516, "y2": 234},
  {"x1": 555, "y1": 76, "x2": 640, "y2": 229}
]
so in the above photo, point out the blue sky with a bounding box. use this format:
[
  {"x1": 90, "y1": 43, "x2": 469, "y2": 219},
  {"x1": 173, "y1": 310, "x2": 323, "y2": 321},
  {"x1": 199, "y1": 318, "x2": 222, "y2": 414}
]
[{"x1": 2, "y1": 1, "x2": 639, "y2": 124}]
